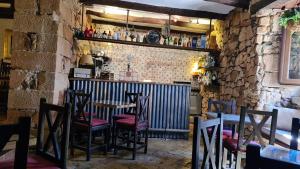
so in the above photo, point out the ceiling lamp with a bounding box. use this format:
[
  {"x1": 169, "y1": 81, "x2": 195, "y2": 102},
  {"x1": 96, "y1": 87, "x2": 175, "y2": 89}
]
[{"x1": 0, "y1": 3, "x2": 11, "y2": 8}]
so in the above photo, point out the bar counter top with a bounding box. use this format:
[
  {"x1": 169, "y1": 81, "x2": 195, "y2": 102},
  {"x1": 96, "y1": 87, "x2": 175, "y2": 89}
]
[{"x1": 69, "y1": 78, "x2": 191, "y2": 87}]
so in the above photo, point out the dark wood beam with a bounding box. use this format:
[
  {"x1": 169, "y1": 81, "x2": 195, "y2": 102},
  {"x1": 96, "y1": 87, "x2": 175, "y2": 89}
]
[
  {"x1": 80, "y1": 0, "x2": 227, "y2": 20},
  {"x1": 0, "y1": 0, "x2": 14, "y2": 19},
  {"x1": 250, "y1": 0, "x2": 277, "y2": 14},
  {"x1": 87, "y1": 10, "x2": 210, "y2": 31},
  {"x1": 205, "y1": 0, "x2": 249, "y2": 9}
]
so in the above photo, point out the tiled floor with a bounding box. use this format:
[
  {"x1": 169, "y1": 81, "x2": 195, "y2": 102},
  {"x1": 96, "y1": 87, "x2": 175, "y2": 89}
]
[{"x1": 69, "y1": 139, "x2": 196, "y2": 169}]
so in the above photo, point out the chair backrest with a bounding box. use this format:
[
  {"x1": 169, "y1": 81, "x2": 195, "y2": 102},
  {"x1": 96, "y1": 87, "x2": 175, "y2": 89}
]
[
  {"x1": 237, "y1": 106, "x2": 278, "y2": 150},
  {"x1": 290, "y1": 118, "x2": 300, "y2": 150},
  {"x1": 36, "y1": 98, "x2": 71, "y2": 169},
  {"x1": 192, "y1": 114, "x2": 223, "y2": 169},
  {"x1": 208, "y1": 98, "x2": 237, "y2": 114},
  {"x1": 245, "y1": 144, "x2": 261, "y2": 169},
  {"x1": 135, "y1": 96, "x2": 150, "y2": 126},
  {"x1": 125, "y1": 91, "x2": 142, "y2": 115},
  {"x1": 0, "y1": 117, "x2": 31, "y2": 169},
  {"x1": 70, "y1": 90, "x2": 93, "y2": 124}
]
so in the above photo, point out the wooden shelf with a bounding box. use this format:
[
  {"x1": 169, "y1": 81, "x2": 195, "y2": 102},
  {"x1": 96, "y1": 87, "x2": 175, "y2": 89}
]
[{"x1": 76, "y1": 37, "x2": 221, "y2": 54}]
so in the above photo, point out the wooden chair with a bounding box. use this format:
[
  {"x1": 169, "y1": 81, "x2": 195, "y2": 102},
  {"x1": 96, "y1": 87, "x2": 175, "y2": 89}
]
[
  {"x1": 113, "y1": 96, "x2": 150, "y2": 160},
  {"x1": 0, "y1": 117, "x2": 31, "y2": 169},
  {"x1": 192, "y1": 114, "x2": 223, "y2": 169},
  {"x1": 69, "y1": 91, "x2": 110, "y2": 161},
  {"x1": 224, "y1": 106, "x2": 278, "y2": 169},
  {"x1": 208, "y1": 98, "x2": 237, "y2": 139},
  {"x1": 290, "y1": 118, "x2": 300, "y2": 150},
  {"x1": 0, "y1": 98, "x2": 71, "y2": 169}
]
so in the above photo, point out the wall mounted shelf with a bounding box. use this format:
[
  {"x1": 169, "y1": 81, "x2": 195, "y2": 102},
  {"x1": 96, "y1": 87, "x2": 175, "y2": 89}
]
[{"x1": 76, "y1": 37, "x2": 221, "y2": 54}]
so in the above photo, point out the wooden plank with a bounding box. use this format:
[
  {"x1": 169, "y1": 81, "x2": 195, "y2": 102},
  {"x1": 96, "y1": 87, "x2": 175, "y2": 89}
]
[
  {"x1": 250, "y1": 0, "x2": 277, "y2": 14},
  {"x1": 205, "y1": 0, "x2": 249, "y2": 9},
  {"x1": 80, "y1": 0, "x2": 227, "y2": 20},
  {"x1": 76, "y1": 37, "x2": 221, "y2": 53}
]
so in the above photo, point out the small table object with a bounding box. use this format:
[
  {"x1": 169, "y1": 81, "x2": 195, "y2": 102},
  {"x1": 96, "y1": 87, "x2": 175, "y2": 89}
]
[
  {"x1": 260, "y1": 145, "x2": 300, "y2": 168},
  {"x1": 94, "y1": 100, "x2": 136, "y2": 124}
]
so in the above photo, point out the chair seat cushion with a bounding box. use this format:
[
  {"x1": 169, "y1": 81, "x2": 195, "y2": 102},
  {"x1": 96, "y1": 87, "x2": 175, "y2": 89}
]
[
  {"x1": 207, "y1": 128, "x2": 233, "y2": 140},
  {"x1": 74, "y1": 118, "x2": 108, "y2": 127},
  {"x1": 113, "y1": 114, "x2": 135, "y2": 120},
  {"x1": 0, "y1": 154, "x2": 59, "y2": 169},
  {"x1": 115, "y1": 118, "x2": 148, "y2": 129},
  {"x1": 224, "y1": 138, "x2": 259, "y2": 152}
]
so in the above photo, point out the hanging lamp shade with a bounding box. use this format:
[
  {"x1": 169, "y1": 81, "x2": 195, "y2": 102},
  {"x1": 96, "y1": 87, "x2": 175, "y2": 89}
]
[{"x1": 79, "y1": 55, "x2": 94, "y2": 66}]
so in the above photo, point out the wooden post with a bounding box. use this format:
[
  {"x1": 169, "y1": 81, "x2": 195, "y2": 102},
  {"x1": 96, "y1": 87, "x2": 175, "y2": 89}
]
[
  {"x1": 192, "y1": 116, "x2": 201, "y2": 169},
  {"x1": 291, "y1": 118, "x2": 300, "y2": 150}
]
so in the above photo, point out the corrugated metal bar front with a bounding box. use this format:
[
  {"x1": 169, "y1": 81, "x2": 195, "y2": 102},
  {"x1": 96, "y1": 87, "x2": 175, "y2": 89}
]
[{"x1": 70, "y1": 79, "x2": 191, "y2": 139}]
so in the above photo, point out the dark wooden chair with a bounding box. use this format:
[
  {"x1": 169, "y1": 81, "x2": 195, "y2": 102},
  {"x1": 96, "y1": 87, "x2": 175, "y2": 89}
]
[
  {"x1": 192, "y1": 113, "x2": 223, "y2": 169},
  {"x1": 208, "y1": 98, "x2": 237, "y2": 139},
  {"x1": 0, "y1": 117, "x2": 31, "y2": 169},
  {"x1": 224, "y1": 106, "x2": 278, "y2": 169},
  {"x1": 290, "y1": 118, "x2": 300, "y2": 150},
  {"x1": 113, "y1": 95, "x2": 150, "y2": 160},
  {"x1": 69, "y1": 90, "x2": 110, "y2": 161},
  {"x1": 1, "y1": 98, "x2": 71, "y2": 169}
]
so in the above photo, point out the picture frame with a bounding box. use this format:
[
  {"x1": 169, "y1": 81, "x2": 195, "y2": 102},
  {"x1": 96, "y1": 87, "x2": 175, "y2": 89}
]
[{"x1": 279, "y1": 24, "x2": 300, "y2": 85}]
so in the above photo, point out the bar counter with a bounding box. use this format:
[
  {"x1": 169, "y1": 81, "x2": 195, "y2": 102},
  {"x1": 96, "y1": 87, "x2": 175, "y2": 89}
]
[{"x1": 69, "y1": 78, "x2": 191, "y2": 139}]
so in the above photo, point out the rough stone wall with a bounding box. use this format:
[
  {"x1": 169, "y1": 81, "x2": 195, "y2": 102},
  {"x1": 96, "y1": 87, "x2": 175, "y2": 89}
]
[
  {"x1": 7, "y1": 0, "x2": 77, "y2": 120},
  {"x1": 255, "y1": 9, "x2": 300, "y2": 109},
  {"x1": 76, "y1": 40, "x2": 208, "y2": 83},
  {"x1": 201, "y1": 8, "x2": 258, "y2": 114}
]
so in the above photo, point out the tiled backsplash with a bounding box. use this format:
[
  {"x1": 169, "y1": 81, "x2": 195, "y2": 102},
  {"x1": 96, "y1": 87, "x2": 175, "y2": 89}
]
[{"x1": 75, "y1": 40, "x2": 209, "y2": 84}]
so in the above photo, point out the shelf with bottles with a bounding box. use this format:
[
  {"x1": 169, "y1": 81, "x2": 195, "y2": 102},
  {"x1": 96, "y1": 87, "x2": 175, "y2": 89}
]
[{"x1": 73, "y1": 25, "x2": 221, "y2": 54}]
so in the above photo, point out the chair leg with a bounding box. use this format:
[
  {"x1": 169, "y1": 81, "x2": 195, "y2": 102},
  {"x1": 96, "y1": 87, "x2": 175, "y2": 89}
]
[
  {"x1": 144, "y1": 128, "x2": 149, "y2": 154},
  {"x1": 222, "y1": 148, "x2": 228, "y2": 169},
  {"x1": 104, "y1": 127, "x2": 110, "y2": 155},
  {"x1": 86, "y1": 129, "x2": 92, "y2": 161},
  {"x1": 114, "y1": 127, "x2": 119, "y2": 155},
  {"x1": 235, "y1": 152, "x2": 242, "y2": 169},
  {"x1": 70, "y1": 127, "x2": 75, "y2": 157},
  {"x1": 127, "y1": 131, "x2": 131, "y2": 148},
  {"x1": 132, "y1": 130, "x2": 137, "y2": 160}
]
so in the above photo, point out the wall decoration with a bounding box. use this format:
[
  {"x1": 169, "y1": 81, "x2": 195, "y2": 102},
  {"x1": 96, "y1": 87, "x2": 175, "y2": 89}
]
[
  {"x1": 279, "y1": 24, "x2": 300, "y2": 84},
  {"x1": 3, "y1": 29, "x2": 12, "y2": 59}
]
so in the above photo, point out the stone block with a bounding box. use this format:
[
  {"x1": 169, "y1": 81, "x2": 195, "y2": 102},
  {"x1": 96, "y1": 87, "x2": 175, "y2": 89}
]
[
  {"x1": 262, "y1": 72, "x2": 280, "y2": 87},
  {"x1": 263, "y1": 54, "x2": 279, "y2": 72},
  {"x1": 257, "y1": 26, "x2": 269, "y2": 35},
  {"x1": 40, "y1": 0, "x2": 60, "y2": 15},
  {"x1": 37, "y1": 72, "x2": 55, "y2": 90},
  {"x1": 239, "y1": 26, "x2": 254, "y2": 42},
  {"x1": 11, "y1": 51, "x2": 56, "y2": 72},
  {"x1": 37, "y1": 34, "x2": 58, "y2": 53},
  {"x1": 14, "y1": 0, "x2": 35, "y2": 13},
  {"x1": 8, "y1": 90, "x2": 54, "y2": 110},
  {"x1": 259, "y1": 17, "x2": 270, "y2": 26},
  {"x1": 12, "y1": 31, "x2": 27, "y2": 51},
  {"x1": 9, "y1": 70, "x2": 27, "y2": 89}
]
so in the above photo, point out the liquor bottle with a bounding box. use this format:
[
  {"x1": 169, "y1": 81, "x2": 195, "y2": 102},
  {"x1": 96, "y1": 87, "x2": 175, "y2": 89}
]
[
  {"x1": 187, "y1": 37, "x2": 192, "y2": 48},
  {"x1": 192, "y1": 36, "x2": 197, "y2": 49},
  {"x1": 102, "y1": 31, "x2": 107, "y2": 39},
  {"x1": 173, "y1": 37, "x2": 178, "y2": 46},
  {"x1": 84, "y1": 26, "x2": 89, "y2": 38},
  {"x1": 108, "y1": 31, "x2": 112, "y2": 39},
  {"x1": 178, "y1": 34, "x2": 182, "y2": 46},
  {"x1": 196, "y1": 35, "x2": 201, "y2": 48},
  {"x1": 88, "y1": 26, "x2": 93, "y2": 37}
]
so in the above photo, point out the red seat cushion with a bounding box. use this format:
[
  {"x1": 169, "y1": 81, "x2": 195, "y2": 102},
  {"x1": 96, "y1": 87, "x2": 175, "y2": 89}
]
[
  {"x1": 0, "y1": 154, "x2": 59, "y2": 169},
  {"x1": 115, "y1": 118, "x2": 148, "y2": 130},
  {"x1": 74, "y1": 118, "x2": 108, "y2": 127},
  {"x1": 207, "y1": 128, "x2": 233, "y2": 140},
  {"x1": 224, "y1": 138, "x2": 259, "y2": 152},
  {"x1": 113, "y1": 114, "x2": 135, "y2": 120}
]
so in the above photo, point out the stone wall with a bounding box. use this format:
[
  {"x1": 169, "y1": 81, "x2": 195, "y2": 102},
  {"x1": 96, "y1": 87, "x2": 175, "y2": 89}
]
[
  {"x1": 201, "y1": 8, "x2": 258, "y2": 113},
  {"x1": 7, "y1": 0, "x2": 77, "y2": 120},
  {"x1": 255, "y1": 9, "x2": 300, "y2": 109},
  {"x1": 76, "y1": 40, "x2": 208, "y2": 84}
]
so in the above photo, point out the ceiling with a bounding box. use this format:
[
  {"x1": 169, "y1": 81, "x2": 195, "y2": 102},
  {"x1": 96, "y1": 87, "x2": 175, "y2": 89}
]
[{"x1": 120, "y1": 0, "x2": 235, "y2": 14}]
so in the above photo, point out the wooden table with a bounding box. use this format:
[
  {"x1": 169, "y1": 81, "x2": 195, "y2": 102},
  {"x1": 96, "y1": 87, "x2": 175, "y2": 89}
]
[
  {"x1": 93, "y1": 100, "x2": 136, "y2": 124},
  {"x1": 260, "y1": 145, "x2": 300, "y2": 169},
  {"x1": 207, "y1": 112, "x2": 251, "y2": 124}
]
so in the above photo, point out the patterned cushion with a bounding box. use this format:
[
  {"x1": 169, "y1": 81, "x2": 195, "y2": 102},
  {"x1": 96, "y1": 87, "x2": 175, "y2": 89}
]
[
  {"x1": 74, "y1": 118, "x2": 108, "y2": 127},
  {"x1": 113, "y1": 114, "x2": 135, "y2": 121},
  {"x1": 0, "y1": 154, "x2": 59, "y2": 169},
  {"x1": 115, "y1": 118, "x2": 148, "y2": 129}
]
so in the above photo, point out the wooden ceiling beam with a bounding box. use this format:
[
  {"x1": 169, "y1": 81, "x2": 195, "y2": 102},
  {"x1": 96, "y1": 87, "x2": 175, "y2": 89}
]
[
  {"x1": 204, "y1": 0, "x2": 249, "y2": 9},
  {"x1": 250, "y1": 0, "x2": 277, "y2": 14},
  {"x1": 80, "y1": 0, "x2": 227, "y2": 20},
  {"x1": 86, "y1": 10, "x2": 210, "y2": 31}
]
